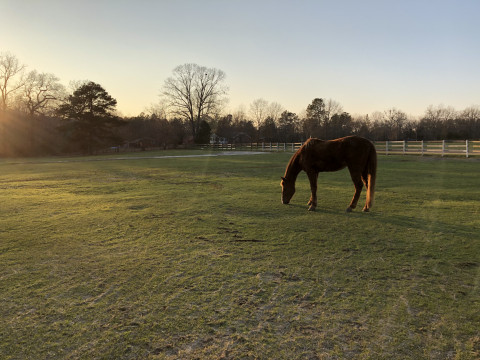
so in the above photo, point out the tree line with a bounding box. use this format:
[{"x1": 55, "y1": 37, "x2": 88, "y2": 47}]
[{"x1": 1, "y1": 52, "x2": 479, "y2": 157}]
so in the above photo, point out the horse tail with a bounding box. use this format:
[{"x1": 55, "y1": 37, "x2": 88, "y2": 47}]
[{"x1": 365, "y1": 144, "x2": 377, "y2": 210}]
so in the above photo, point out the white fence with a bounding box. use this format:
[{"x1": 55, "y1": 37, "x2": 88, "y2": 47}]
[
  {"x1": 373, "y1": 140, "x2": 480, "y2": 158},
  {"x1": 198, "y1": 142, "x2": 304, "y2": 152},
  {"x1": 199, "y1": 140, "x2": 480, "y2": 157}
]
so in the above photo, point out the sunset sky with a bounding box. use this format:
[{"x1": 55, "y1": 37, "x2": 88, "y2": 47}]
[{"x1": 2, "y1": 0, "x2": 479, "y2": 117}]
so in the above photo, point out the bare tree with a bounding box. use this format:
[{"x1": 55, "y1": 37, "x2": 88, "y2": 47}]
[
  {"x1": 232, "y1": 104, "x2": 248, "y2": 123},
  {"x1": 249, "y1": 98, "x2": 269, "y2": 128},
  {"x1": 324, "y1": 99, "x2": 343, "y2": 120},
  {"x1": 421, "y1": 104, "x2": 457, "y2": 139},
  {"x1": 17, "y1": 71, "x2": 65, "y2": 116},
  {"x1": 323, "y1": 99, "x2": 344, "y2": 138},
  {"x1": 144, "y1": 100, "x2": 168, "y2": 120},
  {"x1": 302, "y1": 98, "x2": 344, "y2": 139},
  {"x1": 460, "y1": 105, "x2": 480, "y2": 121},
  {"x1": 383, "y1": 108, "x2": 408, "y2": 140},
  {"x1": 162, "y1": 63, "x2": 228, "y2": 137},
  {"x1": 424, "y1": 104, "x2": 457, "y2": 123},
  {"x1": 457, "y1": 105, "x2": 480, "y2": 139},
  {"x1": 249, "y1": 99, "x2": 285, "y2": 129},
  {"x1": 267, "y1": 102, "x2": 284, "y2": 123},
  {"x1": 0, "y1": 52, "x2": 25, "y2": 111}
]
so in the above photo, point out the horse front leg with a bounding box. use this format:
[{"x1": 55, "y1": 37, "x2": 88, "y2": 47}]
[
  {"x1": 307, "y1": 171, "x2": 318, "y2": 211},
  {"x1": 346, "y1": 171, "x2": 363, "y2": 212}
]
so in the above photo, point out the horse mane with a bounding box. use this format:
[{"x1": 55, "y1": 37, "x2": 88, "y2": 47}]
[
  {"x1": 284, "y1": 151, "x2": 299, "y2": 177},
  {"x1": 283, "y1": 149, "x2": 301, "y2": 181},
  {"x1": 284, "y1": 138, "x2": 322, "y2": 181},
  {"x1": 301, "y1": 137, "x2": 323, "y2": 150}
]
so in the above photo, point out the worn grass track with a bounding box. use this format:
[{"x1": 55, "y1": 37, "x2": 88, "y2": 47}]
[{"x1": 1, "y1": 151, "x2": 479, "y2": 359}]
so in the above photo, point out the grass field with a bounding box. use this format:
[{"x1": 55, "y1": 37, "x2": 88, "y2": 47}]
[{"x1": 1, "y1": 151, "x2": 479, "y2": 359}]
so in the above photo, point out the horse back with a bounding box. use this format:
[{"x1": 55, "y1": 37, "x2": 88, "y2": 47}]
[{"x1": 301, "y1": 136, "x2": 374, "y2": 172}]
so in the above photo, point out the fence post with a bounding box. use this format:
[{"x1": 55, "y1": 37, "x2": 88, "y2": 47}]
[
  {"x1": 466, "y1": 140, "x2": 469, "y2": 158},
  {"x1": 442, "y1": 140, "x2": 446, "y2": 157},
  {"x1": 421, "y1": 140, "x2": 424, "y2": 156},
  {"x1": 386, "y1": 141, "x2": 389, "y2": 155},
  {"x1": 403, "y1": 140, "x2": 406, "y2": 155}
]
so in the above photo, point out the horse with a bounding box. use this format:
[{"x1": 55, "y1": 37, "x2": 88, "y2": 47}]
[{"x1": 280, "y1": 135, "x2": 377, "y2": 212}]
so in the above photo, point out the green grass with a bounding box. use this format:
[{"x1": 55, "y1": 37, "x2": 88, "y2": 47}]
[{"x1": 1, "y1": 151, "x2": 479, "y2": 359}]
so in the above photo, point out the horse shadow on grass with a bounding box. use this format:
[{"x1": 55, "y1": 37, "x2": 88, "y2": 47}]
[
  {"x1": 282, "y1": 202, "x2": 478, "y2": 238},
  {"x1": 282, "y1": 203, "x2": 356, "y2": 216},
  {"x1": 365, "y1": 211, "x2": 478, "y2": 238}
]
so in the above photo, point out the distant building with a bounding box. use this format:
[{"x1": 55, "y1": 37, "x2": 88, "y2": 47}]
[
  {"x1": 124, "y1": 137, "x2": 157, "y2": 150},
  {"x1": 210, "y1": 133, "x2": 228, "y2": 144}
]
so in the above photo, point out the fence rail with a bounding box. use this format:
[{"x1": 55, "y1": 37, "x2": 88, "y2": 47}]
[
  {"x1": 373, "y1": 140, "x2": 480, "y2": 157},
  {"x1": 198, "y1": 140, "x2": 480, "y2": 157},
  {"x1": 197, "y1": 142, "x2": 304, "y2": 152}
]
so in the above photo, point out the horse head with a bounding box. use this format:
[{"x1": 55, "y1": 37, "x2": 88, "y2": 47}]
[{"x1": 280, "y1": 177, "x2": 295, "y2": 204}]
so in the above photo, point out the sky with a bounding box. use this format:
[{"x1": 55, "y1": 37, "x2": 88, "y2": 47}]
[{"x1": 2, "y1": 0, "x2": 479, "y2": 118}]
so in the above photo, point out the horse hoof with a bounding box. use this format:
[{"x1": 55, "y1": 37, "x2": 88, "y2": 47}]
[
  {"x1": 362, "y1": 208, "x2": 370, "y2": 212},
  {"x1": 308, "y1": 206, "x2": 316, "y2": 211},
  {"x1": 345, "y1": 207, "x2": 353, "y2": 213}
]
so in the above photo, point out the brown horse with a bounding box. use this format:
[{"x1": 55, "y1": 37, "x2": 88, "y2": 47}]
[{"x1": 281, "y1": 136, "x2": 377, "y2": 212}]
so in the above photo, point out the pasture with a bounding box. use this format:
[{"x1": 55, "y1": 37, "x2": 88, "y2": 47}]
[{"x1": 1, "y1": 151, "x2": 479, "y2": 359}]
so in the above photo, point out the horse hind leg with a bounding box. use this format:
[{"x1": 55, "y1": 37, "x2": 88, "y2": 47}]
[
  {"x1": 361, "y1": 173, "x2": 370, "y2": 212},
  {"x1": 362, "y1": 170, "x2": 369, "y2": 189},
  {"x1": 346, "y1": 172, "x2": 363, "y2": 213}
]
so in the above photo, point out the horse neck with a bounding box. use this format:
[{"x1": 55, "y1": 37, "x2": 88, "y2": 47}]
[{"x1": 284, "y1": 152, "x2": 302, "y2": 182}]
